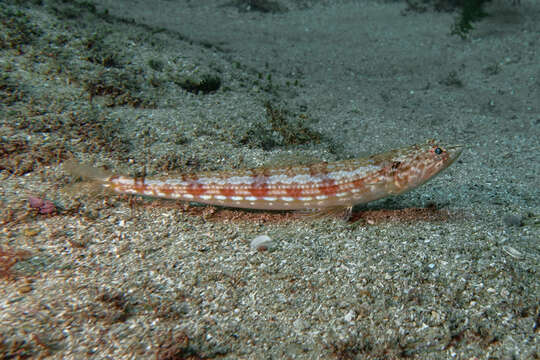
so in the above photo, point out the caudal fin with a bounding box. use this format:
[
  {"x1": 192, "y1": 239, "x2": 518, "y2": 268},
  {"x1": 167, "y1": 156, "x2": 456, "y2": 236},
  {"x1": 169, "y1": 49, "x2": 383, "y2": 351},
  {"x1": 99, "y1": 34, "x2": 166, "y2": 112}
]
[{"x1": 64, "y1": 160, "x2": 113, "y2": 183}]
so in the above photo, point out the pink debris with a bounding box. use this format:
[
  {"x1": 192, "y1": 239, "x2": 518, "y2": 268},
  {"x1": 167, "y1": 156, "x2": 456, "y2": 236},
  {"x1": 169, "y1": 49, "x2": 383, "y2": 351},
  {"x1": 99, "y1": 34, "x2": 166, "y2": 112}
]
[
  {"x1": 28, "y1": 196, "x2": 44, "y2": 208},
  {"x1": 28, "y1": 196, "x2": 57, "y2": 215}
]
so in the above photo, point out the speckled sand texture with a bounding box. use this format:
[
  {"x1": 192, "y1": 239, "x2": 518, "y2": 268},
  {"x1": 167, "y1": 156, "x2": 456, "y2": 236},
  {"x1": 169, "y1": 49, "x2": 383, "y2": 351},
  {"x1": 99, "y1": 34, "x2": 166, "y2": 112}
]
[{"x1": 0, "y1": 0, "x2": 538, "y2": 358}]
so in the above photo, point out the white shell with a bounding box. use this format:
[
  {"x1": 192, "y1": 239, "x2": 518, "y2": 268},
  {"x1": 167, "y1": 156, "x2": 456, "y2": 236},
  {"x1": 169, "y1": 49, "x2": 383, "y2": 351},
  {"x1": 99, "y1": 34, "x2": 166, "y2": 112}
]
[
  {"x1": 502, "y1": 245, "x2": 524, "y2": 259},
  {"x1": 250, "y1": 235, "x2": 275, "y2": 251}
]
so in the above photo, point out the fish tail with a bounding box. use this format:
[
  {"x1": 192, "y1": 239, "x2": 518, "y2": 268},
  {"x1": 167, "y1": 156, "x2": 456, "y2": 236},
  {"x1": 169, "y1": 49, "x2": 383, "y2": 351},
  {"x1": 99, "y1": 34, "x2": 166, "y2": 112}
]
[{"x1": 64, "y1": 160, "x2": 113, "y2": 184}]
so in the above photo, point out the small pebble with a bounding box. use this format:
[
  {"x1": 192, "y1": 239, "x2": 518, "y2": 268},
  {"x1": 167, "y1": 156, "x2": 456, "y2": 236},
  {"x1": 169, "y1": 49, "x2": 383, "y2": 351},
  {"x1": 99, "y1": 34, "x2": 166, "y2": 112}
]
[
  {"x1": 250, "y1": 235, "x2": 275, "y2": 251},
  {"x1": 503, "y1": 214, "x2": 523, "y2": 227},
  {"x1": 23, "y1": 228, "x2": 40, "y2": 237},
  {"x1": 344, "y1": 310, "x2": 356, "y2": 323},
  {"x1": 28, "y1": 196, "x2": 45, "y2": 209},
  {"x1": 502, "y1": 245, "x2": 524, "y2": 259},
  {"x1": 18, "y1": 284, "x2": 33, "y2": 294},
  {"x1": 28, "y1": 196, "x2": 57, "y2": 214},
  {"x1": 293, "y1": 319, "x2": 310, "y2": 331}
]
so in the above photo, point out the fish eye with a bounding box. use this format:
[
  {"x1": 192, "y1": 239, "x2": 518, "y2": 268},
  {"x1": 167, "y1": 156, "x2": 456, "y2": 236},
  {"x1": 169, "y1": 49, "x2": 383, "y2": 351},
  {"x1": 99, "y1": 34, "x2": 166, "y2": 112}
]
[{"x1": 434, "y1": 147, "x2": 443, "y2": 155}]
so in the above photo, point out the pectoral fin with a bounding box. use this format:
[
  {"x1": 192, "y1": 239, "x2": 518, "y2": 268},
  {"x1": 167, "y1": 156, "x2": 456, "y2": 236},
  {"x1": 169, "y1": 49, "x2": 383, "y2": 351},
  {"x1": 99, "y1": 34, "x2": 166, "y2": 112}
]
[{"x1": 297, "y1": 205, "x2": 353, "y2": 221}]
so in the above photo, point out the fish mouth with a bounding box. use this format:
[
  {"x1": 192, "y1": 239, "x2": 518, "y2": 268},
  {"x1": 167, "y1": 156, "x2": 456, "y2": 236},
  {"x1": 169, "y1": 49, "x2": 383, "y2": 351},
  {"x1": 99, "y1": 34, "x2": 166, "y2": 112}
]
[{"x1": 445, "y1": 144, "x2": 464, "y2": 165}]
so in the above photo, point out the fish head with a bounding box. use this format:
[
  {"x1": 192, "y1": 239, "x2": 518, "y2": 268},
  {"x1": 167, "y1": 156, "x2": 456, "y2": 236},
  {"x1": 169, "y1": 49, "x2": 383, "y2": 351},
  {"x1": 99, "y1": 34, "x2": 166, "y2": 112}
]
[{"x1": 386, "y1": 139, "x2": 463, "y2": 194}]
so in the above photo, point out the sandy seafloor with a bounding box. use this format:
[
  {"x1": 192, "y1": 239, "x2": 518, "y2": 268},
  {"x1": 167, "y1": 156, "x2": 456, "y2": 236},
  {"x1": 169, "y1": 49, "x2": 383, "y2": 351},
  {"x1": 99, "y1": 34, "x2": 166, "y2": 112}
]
[{"x1": 0, "y1": 0, "x2": 538, "y2": 358}]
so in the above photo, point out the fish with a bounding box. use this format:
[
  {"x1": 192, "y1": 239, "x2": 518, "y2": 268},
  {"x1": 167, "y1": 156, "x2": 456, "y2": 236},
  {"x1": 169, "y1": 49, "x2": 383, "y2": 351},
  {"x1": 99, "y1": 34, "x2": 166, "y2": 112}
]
[{"x1": 68, "y1": 139, "x2": 462, "y2": 213}]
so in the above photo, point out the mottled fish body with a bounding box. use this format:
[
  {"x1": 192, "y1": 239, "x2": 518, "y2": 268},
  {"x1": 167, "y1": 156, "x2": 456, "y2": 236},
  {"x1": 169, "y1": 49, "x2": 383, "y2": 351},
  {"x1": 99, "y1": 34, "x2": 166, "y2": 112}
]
[{"x1": 100, "y1": 140, "x2": 462, "y2": 210}]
